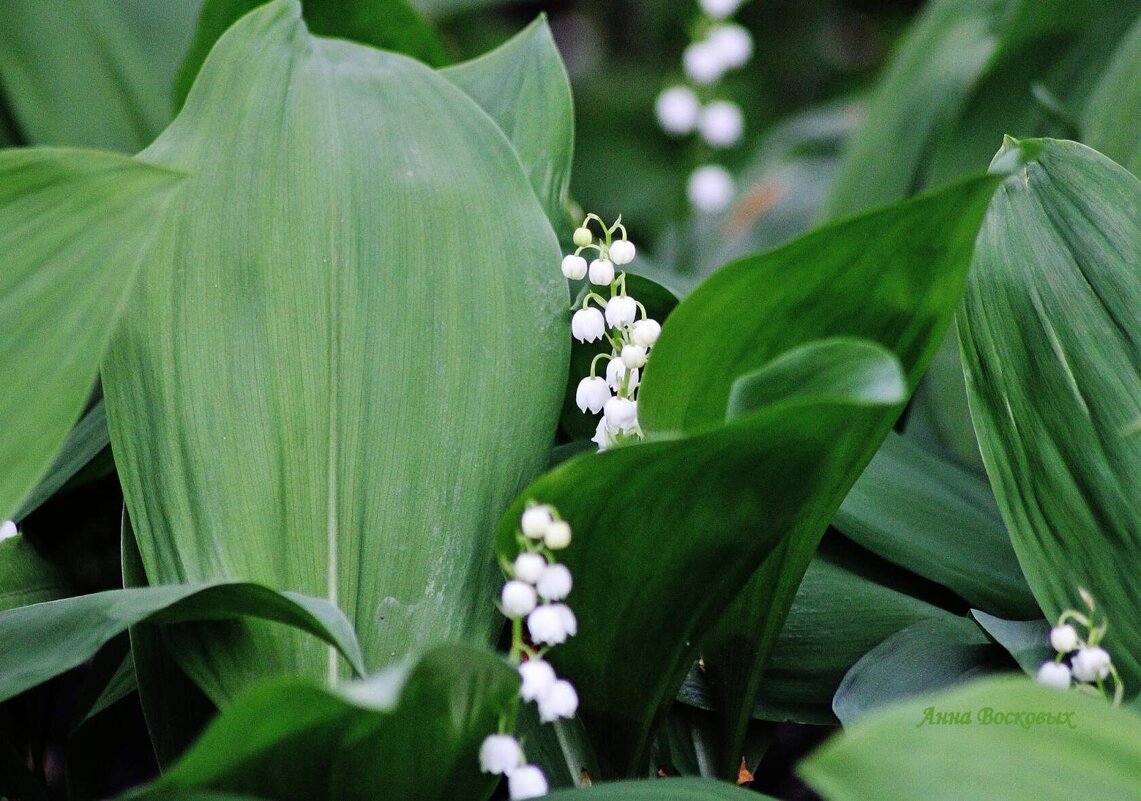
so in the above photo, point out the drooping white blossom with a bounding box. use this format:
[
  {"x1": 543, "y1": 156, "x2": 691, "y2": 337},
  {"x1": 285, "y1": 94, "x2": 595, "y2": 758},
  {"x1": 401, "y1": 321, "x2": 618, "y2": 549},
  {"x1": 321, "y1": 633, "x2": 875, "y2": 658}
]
[
  {"x1": 1050, "y1": 624, "x2": 1080, "y2": 653},
  {"x1": 561, "y1": 254, "x2": 588, "y2": 280},
  {"x1": 606, "y1": 357, "x2": 638, "y2": 392},
  {"x1": 543, "y1": 521, "x2": 573, "y2": 551},
  {"x1": 708, "y1": 23, "x2": 754, "y2": 69},
  {"x1": 687, "y1": 165, "x2": 736, "y2": 214},
  {"x1": 571, "y1": 307, "x2": 606, "y2": 343},
  {"x1": 479, "y1": 734, "x2": 523, "y2": 775},
  {"x1": 592, "y1": 417, "x2": 618, "y2": 452},
  {"x1": 621, "y1": 344, "x2": 648, "y2": 370},
  {"x1": 0, "y1": 520, "x2": 17, "y2": 541},
  {"x1": 588, "y1": 258, "x2": 615, "y2": 287},
  {"x1": 537, "y1": 679, "x2": 579, "y2": 723},
  {"x1": 656, "y1": 86, "x2": 701, "y2": 135},
  {"x1": 507, "y1": 765, "x2": 549, "y2": 800},
  {"x1": 518, "y1": 658, "x2": 558, "y2": 702},
  {"x1": 1036, "y1": 661, "x2": 1072, "y2": 689},
  {"x1": 683, "y1": 41, "x2": 725, "y2": 85},
  {"x1": 1071, "y1": 646, "x2": 1112, "y2": 682},
  {"x1": 576, "y1": 376, "x2": 611, "y2": 414},
  {"x1": 603, "y1": 397, "x2": 638, "y2": 433},
  {"x1": 609, "y1": 239, "x2": 636, "y2": 266},
  {"x1": 536, "y1": 564, "x2": 573, "y2": 601},
  {"x1": 631, "y1": 319, "x2": 661, "y2": 348},
  {"x1": 521, "y1": 506, "x2": 554, "y2": 539},
  {"x1": 699, "y1": 100, "x2": 744, "y2": 148},
  {"x1": 513, "y1": 552, "x2": 547, "y2": 584},
  {"x1": 605, "y1": 295, "x2": 638, "y2": 329},
  {"x1": 700, "y1": 0, "x2": 745, "y2": 20},
  {"x1": 528, "y1": 603, "x2": 577, "y2": 645},
  {"x1": 501, "y1": 580, "x2": 538, "y2": 618}
]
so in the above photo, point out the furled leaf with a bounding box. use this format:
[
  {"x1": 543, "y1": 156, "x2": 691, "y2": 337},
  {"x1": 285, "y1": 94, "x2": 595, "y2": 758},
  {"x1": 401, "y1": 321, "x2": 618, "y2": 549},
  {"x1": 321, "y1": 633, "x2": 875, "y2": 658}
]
[
  {"x1": 971, "y1": 610, "x2": 1052, "y2": 675},
  {"x1": 0, "y1": 148, "x2": 182, "y2": 520},
  {"x1": 15, "y1": 399, "x2": 112, "y2": 520},
  {"x1": 128, "y1": 646, "x2": 515, "y2": 801},
  {"x1": 835, "y1": 431, "x2": 1038, "y2": 618},
  {"x1": 545, "y1": 778, "x2": 777, "y2": 801},
  {"x1": 441, "y1": 16, "x2": 574, "y2": 228},
  {"x1": 0, "y1": 580, "x2": 364, "y2": 704},
  {"x1": 496, "y1": 339, "x2": 909, "y2": 777},
  {"x1": 641, "y1": 174, "x2": 1001, "y2": 776},
  {"x1": 174, "y1": 0, "x2": 449, "y2": 109},
  {"x1": 0, "y1": 0, "x2": 202, "y2": 150},
  {"x1": 1081, "y1": 15, "x2": 1141, "y2": 174},
  {"x1": 103, "y1": 0, "x2": 567, "y2": 702},
  {"x1": 801, "y1": 676, "x2": 1141, "y2": 801},
  {"x1": 958, "y1": 138, "x2": 1141, "y2": 692},
  {"x1": 832, "y1": 616, "x2": 1007, "y2": 725},
  {"x1": 0, "y1": 535, "x2": 73, "y2": 612}
]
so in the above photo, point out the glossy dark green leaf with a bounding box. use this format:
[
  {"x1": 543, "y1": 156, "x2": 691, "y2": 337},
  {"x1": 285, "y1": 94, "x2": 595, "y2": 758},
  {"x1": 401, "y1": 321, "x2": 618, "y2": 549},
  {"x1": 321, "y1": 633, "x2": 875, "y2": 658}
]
[
  {"x1": 801, "y1": 677, "x2": 1141, "y2": 801},
  {"x1": 0, "y1": 580, "x2": 363, "y2": 704},
  {"x1": 971, "y1": 610, "x2": 1052, "y2": 675},
  {"x1": 174, "y1": 0, "x2": 448, "y2": 109},
  {"x1": 835, "y1": 432, "x2": 1038, "y2": 618},
  {"x1": 1081, "y1": 15, "x2": 1141, "y2": 174},
  {"x1": 0, "y1": 0, "x2": 202, "y2": 150},
  {"x1": 103, "y1": 0, "x2": 567, "y2": 701},
  {"x1": 497, "y1": 339, "x2": 908, "y2": 778},
  {"x1": 0, "y1": 535, "x2": 73, "y2": 612},
  {"x1": 640, "y1": 174, "x2": 1001, "y2": 776},
  {"x1": 130, "y1": 646, "x2": 515, "y2": 801},
  {"x1": 958, "y1": 138, "x2": 1141, "y2": 692},
  {"x1": 545, "y1": 778, "x2": 776, "y2": 801},
  {"x1": 0, "y1": 149, "x2": 182, "y2": 520},
  {"x1": 441, "y1": 16, "x2": 574, "y2": 228},
  {"x1": 832, "y1": 616, "x2": 1007, "y2": 725},
  {"x1": 15, "y1": 399, "x2": 111, "y2": 520}
]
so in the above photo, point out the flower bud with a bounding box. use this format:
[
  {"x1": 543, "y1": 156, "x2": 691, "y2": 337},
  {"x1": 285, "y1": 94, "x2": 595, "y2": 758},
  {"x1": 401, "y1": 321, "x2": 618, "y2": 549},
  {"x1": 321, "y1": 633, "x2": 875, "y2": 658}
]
[
  {"x1": 518, "y1": 658, "x2": 557, "y2": 701},
  {"x1": 501, "y1": 580, "x2": 538, "y2": 618},
  {"x1": 507, "y1": 765, "x2": 549, "y2": 800},
  {"x1": 655, "y1": 86, "x2": 700, "y2": 135},
  {"x1": 561, "y1": 254, "x2": 588, "y2": 280},
  {"x1": 520, "y1": 505, "x2": 554, "y2": 539},
  {"x1": 604, "y1": 295, "x2": 637, "y2": 328},
  {"x1": 1071, "y1": 646, "x2": 1112, "y2": 682},
  {"x1": 537, "y1": 679, "x2": 579, "y2": 722},
  {"x1": 688, "y1": 165, "x2": 735, "y2": 214},
  {"x1": 0, "y1": 520, "x2": 17, "y2": 541},
  {"x1": 1036, "y1": 661, "x2": 1072, "y2": 689},
  {"x1": 708, "y1": 23, "x2": 753, "y2": 68},
  {"x1": 572, "y1": 227, "x2": 593, "y2": 248},
  {"x1": 699, "y1": 100, "x2": 744, "y2": 149},
  {"x1": 513, "y1": 552, "x2": 547, "y2": 584},
  {"x1": 683, "y1": 41, "x2": 724, "y2": 85},
  {"x1": 621, "y1": 344, "x2": 647, "y2": 369},
  {"x1": 1050, "y1": 624, "x2": 1079, "y2": 653},
  {"x1": 588, "y1": 258, "x2": 615, "y2": 286},
  {"x1": 528, "y1": 603, "x2": 577, "y2": 645},
  {"x1": 544, "y1": 521, "x2": 572, "y2": 550},
  {"x1": 479, "y1": 734, "x2": 523, "y2": 775},
  {"x1": 536, "y1": 563, "x2": 573, "y2": 600},
  {"x1": 606, "y1": 357, "x2": 638, "y2": 391},
  {"x1": 700, "y1": 0, "x2": 744, "y2": 20},
  {"x1": 571, "y1": 307, "x2": 606, "y2": 343},
  {"x1": 604, "y1": 397, "x2": 638, "y2": 433},
  {"x1": 575, "y1": 376, "x2": 611, "y2": 414},
  {"x1": 609, "y1": 239, "x2": 636, "y2": 265},
  {"x1": 632, "y1": 319, "x2": 661, "y2": 348}
]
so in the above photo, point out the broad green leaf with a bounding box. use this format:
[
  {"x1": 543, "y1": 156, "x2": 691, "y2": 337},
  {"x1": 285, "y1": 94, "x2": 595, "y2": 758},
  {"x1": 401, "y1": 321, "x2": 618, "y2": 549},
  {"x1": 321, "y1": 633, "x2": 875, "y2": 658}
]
[
  {"x1": 958, "y1": 138, "x2": 1141, "y2": 692},
  {"x1": 174, "y1": 0, "x2": 448, "y2": 109},
  {"x1": 1081, "y1": 15, "x2": 1141, "y2": 174},
  {"x1": 103, "y1": 0, "x2": 567, "y2": 702},
  {"x1": 497, "y1": 339, "x2": 909, "y2": 778},
  {"x1": 0, "y1": 0, "x2": 202, "y2": 150},
  {"x1": 0, "y1": 148, "x2": 182, "y2": 520},
  {"x1": 0, "y1": 580, "x2": 363, "y2": 704},
  {"x1": 545, "y1": 778, "x2": 777, "y2": 801},
  {"x1": 821, "y1": 0, "x2": 1087, "y2": 217},
  {"x1": 801, "y1": 676, "x2": 1141, "y2": 801},
  {"x1": 835, "y1": 431, "x2": 1038, "y2": 618},
  {"x1": 130, "y1": 646, "x2": 515, "y2": 801},
  {"x1": 971, "y1": 609, "x2": 1052, "y2": 674},
  {"x1": 832, "y1": 616, "x2": 1006, "y2": 725},
  {"x1": 441, "y1": 17, "x2": 574, "y2": 228},
  {"x1": 75, "y1": 652, "x2": 137, "y2": 727},
  {"x1": 0, "y1": 535, "x2": 73, "y2": 612},
  {"x1": 15, "y1": 399, "x2": 112, "y2": 520},
  {"x1": 641, "y1": 175, "x2": 1002, "y2": 776}
]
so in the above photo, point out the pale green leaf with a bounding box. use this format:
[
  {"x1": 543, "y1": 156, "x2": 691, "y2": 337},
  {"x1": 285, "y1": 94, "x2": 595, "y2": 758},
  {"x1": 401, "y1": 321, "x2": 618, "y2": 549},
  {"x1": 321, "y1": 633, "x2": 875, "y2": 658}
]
[{"x1": 1081, "y1": 15, "x2": 1141, "y2": 174}]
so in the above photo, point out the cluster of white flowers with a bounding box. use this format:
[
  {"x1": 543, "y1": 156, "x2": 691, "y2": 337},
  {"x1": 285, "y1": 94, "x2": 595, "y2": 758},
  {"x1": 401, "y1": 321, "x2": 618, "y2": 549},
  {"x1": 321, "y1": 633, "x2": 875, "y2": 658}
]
[
  {"x1": 0, "y1": 520, "x2": 17, "y2": 541},
  {"x1": 563, "y1": 214, "x2": 660, "y2": 452},
  {"x1": 479, "y1": 504, "x2": 582, "y2": 799},
  {"x1": 1036, "y1": 590, "x2": 1123, "y2": 704},
  {"x1": 655, "y1": 0, "x2": 753, "y2": 214}
]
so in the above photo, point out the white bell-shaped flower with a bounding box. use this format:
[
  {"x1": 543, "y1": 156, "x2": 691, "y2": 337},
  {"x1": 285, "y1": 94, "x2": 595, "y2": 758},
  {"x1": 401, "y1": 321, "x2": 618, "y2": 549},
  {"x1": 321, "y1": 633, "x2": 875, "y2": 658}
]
[
  {"x1": 699, "y1": 101, "x2": 744, "y2": 149},
  {"x1": 1071, "y1": 646, "x2": 1112, "y2": 682},
  {"x1": 0, "y1": 520, "x2": 17, "y2": 541},
  {"x1": 513, "y1": 552, "x2": 547, "y2": 584},
  {"x1": 588, "y1": 258, "x2": 615, "y2": 286},
  {"x1": 575, "y1": 376, "x2": 611, "y2": 414},
  {"x1": 655, "y1": 86, "x2": 700, "y2": 135},
  {"x1": 621, "y1": 344, "x2": 648, "y2": 370},
  {"x1": 632, "y1": 319, "x2": 661, "y2": 348},
  {"x1": 606, "y1": 357, "x2": 638, "y2": 392},
  {"x1": 507, "y1": 765, "x2": 549, "y2": 800},
  {"x1": 521, "y1": 505, "x2": 554, "y2": 539},
  {"x1": 688, "y1": 165, "x2": 736, "y2": 214},
  {"x1": 684, "y1": 41, "x2": 724, "y2": 85},
  {"x1": 573, "y1": 227, "x2": 593, "y2": 247},
  {"x1": 1050, "y1": 624, "x2": 1080, "y2": 653},
  {"x1": 605, "y1": 295, "x2": 638, "y2": 328},
  {"x1": 537, "y1": 679, "x2": 579, "y2": 723},
  {"x1": 609, "y1": 239, "x2": 636, "y2": 265},
  {"x1": 501, "y1": 580, "x2": 538, "y2": 618},
  {"x1": 561, "y1": 254, "x2": 588, "y2": 280},
  {"x1": 536, "y1": 564, "x2": 573, "y2": 601},
  {"x1": 700, "y1": 0, "x2": 744, "y2": 20},
  {"x1": 479, "y1": 734, "x2": 523, "y2": 775},
  {"x1": 592, "y1": 417, "x2": 618, "y2": 452},
  {"x1": 708, "y1": 23, "x2": 753, "y2": 69},
  {"x1": 1036, "y1": 661, "x2": 1072, "y2": 689},
  {"x1": 528, "y1": 603, "x2": 577, "y2": 645},
  {"x1": 544, "y1": 521, "x2": 572, "y2": 550},
  {"x1": 604, "y1": 397, "x2": 638, "y2": 433},
  {"x1": 518, "y1": 658, "x2": 558, "y2": 702},
  {"x1": 571, "y1": 307, "x2": 606, "y2": 343}
]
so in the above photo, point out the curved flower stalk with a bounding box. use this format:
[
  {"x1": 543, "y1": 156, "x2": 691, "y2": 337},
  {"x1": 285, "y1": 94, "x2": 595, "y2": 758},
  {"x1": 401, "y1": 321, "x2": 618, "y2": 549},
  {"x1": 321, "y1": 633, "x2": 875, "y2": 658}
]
[
  {"x1": 654, "y1": 0, "x2": 754, "y2": 213},
  {"x1": 1036, "y1": 589, "x2": 1124, "y2": 705},
  {"x1": 479, "y1": 504, "x2": 582, "y2": 799},
  {"x1": 563, "y1": 214, "x2": 661, "y2": 451}
]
